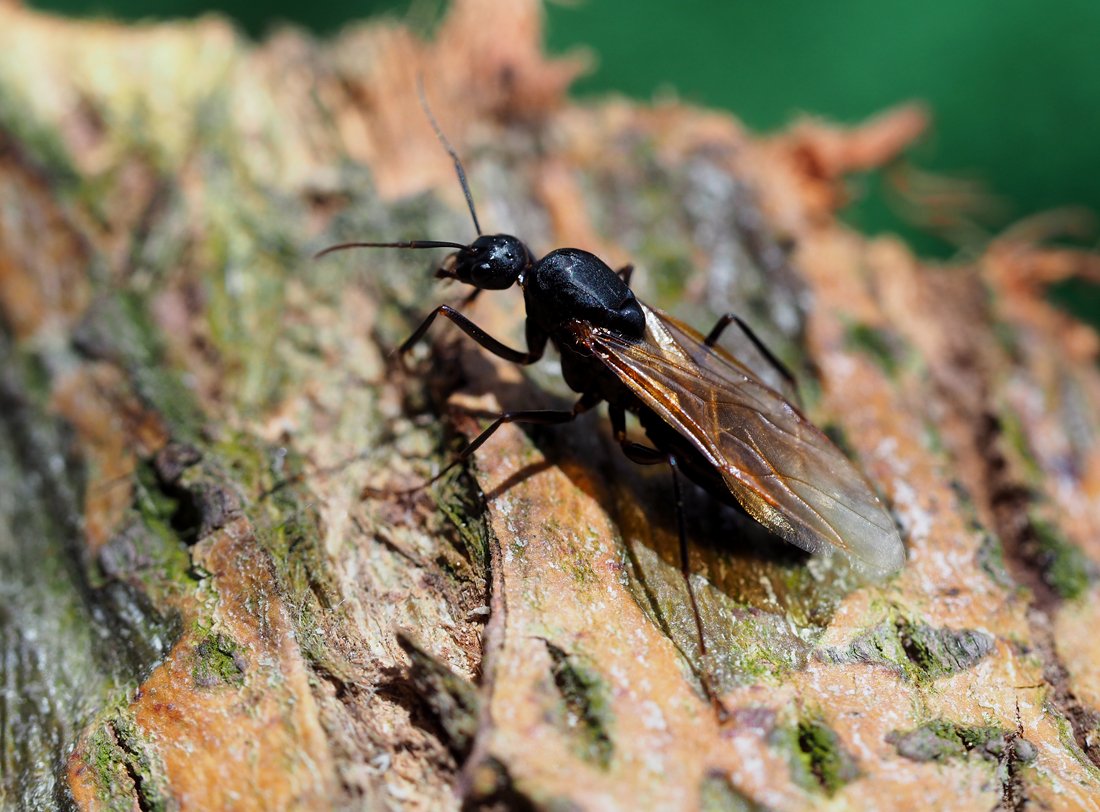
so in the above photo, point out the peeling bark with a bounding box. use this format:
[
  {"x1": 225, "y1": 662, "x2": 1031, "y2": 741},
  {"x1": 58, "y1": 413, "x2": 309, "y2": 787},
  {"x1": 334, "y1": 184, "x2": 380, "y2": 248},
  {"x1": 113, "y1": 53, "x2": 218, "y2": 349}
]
[{"x1": 1, "y1": 1, "x2": 1100, "y2": 810}]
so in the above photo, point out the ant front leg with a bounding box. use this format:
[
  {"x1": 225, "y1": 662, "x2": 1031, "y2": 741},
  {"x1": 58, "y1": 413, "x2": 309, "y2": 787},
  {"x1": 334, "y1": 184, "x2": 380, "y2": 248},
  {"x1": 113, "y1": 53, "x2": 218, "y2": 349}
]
[
  {"x1": 398, "y1": 305, "x2": 548, "y2": 365},
  {"x1": 704, "y1": 313, "x2": 799, "y2": 401},
  {"x1": 457, "y1": 289, "x2": 482, "y2": 308},
  {"x1": 432, "y1": 266, "x2": 481, "y2": 308}
]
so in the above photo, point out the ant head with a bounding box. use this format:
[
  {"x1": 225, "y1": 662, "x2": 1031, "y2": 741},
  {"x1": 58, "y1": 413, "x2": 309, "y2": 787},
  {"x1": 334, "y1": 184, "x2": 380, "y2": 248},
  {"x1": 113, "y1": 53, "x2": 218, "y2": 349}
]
[
  {"x1": 450, "y1": 234, "x2": 531, "y2": 290},
  {"x1": 315, "y1": 85, "x2": 533, "y2": 291}
]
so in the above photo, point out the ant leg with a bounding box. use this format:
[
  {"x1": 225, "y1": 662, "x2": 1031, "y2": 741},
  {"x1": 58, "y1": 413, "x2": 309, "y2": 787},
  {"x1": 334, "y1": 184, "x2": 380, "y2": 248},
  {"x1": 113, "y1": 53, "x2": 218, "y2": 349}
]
[
  {"x1": 616, "y1": 264, "x2": 635, "y2": 286},
  {"x1": 457, "y1": 288, "x2": 482, "y2": 308},
  {"x1": 365, "y1": 394, "x2": 599, "y2": 497},
  {"x1": 668, "y1": 455, "x2": 727, "y2": 720},
  {"x1": 619, "y1": 442, "x2": 665, "y2": 466},
  {"x1": 608, "y1": 405, "x2": 664, "y2": 464},
  {"x1": 704, "y1": 313, "x2": 799, "y2": 398},
  {"x1": 607, "y1": 405, "x2": 727, "y2": 718},
  {"x1": 399, "y1": 305, "x2": 547, "y2": 365}
]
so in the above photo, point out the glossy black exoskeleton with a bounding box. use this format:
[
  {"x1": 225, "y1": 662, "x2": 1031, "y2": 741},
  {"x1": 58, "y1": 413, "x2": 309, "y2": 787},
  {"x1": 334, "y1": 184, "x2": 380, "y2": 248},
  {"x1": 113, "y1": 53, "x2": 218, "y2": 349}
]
[{"x1": 317, "y1": 92, "x2": 905, "y2": 713}]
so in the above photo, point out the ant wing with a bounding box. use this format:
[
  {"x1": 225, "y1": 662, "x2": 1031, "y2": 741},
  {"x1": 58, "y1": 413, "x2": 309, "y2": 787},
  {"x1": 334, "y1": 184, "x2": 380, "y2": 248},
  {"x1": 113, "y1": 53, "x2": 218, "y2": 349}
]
[
  {"x1": 577, "y1": 305, "x2": 905, "y2": 577},
  {"x1": 690, "y1": 317, "x2": 800, "y2": 404}
]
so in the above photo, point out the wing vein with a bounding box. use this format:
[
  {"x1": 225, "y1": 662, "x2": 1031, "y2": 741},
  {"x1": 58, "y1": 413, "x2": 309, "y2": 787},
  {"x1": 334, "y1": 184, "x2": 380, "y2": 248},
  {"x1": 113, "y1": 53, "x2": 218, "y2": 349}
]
[{"x1": 574, "y1": 306, "x2": 904, "y2": 573}]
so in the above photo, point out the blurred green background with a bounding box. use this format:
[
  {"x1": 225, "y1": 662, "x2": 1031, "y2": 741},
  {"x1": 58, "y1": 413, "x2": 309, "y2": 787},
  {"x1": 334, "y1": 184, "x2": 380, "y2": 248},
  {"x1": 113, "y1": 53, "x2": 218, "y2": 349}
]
[{"x1": 27, "y1": 0, "x2": 1100, "y2": 317}]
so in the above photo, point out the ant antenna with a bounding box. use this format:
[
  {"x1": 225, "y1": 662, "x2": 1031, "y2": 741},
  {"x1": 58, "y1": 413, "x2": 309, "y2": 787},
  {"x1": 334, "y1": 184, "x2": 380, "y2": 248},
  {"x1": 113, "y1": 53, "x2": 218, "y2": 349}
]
[
  {"x1": 313, "y1": 239, "x2": 467, "y2": 260},
  {"x1": 417, "y1": 76, "x2": 483, "y2": 237}
]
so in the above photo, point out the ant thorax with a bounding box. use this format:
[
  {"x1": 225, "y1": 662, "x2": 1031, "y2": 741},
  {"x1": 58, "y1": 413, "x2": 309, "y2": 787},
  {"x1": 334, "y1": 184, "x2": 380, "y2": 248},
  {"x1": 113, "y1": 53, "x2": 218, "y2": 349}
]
[{"x1": 524, "y1": 248, "x2": 645, "y2": 338}]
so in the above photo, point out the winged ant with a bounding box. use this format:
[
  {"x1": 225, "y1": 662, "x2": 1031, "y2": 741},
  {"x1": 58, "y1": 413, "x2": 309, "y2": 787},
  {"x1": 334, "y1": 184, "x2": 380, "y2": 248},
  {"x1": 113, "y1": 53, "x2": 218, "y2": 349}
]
[{"x1": 317, "y1": 88, "x2": 906, "y2": 713}]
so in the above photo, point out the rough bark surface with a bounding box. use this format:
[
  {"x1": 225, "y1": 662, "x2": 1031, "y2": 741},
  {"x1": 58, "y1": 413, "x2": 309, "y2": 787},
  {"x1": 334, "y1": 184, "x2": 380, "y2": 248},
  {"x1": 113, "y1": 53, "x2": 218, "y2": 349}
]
[{"x1": 2, "y1": 1, "x2": 1100, "y2": 809}]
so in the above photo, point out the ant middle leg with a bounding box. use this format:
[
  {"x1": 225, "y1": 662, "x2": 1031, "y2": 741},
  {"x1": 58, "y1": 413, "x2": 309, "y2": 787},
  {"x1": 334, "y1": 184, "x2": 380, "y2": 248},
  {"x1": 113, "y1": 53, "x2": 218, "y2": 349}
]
[
  {"x1": 607, "y1": 404, "x2": 664, "y2": 464},
  {"x1": 364, "y1": 392, "x2": 600, "y2": 497}
]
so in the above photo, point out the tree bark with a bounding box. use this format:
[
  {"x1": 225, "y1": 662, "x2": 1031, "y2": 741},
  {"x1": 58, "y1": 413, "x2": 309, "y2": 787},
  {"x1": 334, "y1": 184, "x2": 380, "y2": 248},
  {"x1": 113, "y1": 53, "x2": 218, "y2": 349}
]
[{"x1": 2, "y1": 1, "x2": 1099, "y2": 809}]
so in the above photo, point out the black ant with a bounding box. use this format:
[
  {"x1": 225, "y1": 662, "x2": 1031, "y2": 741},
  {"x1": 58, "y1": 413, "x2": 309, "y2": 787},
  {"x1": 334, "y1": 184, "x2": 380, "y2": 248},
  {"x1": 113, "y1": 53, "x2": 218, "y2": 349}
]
[{"x1": 318, "y1": 89, "x2": 905, "y2": 713}]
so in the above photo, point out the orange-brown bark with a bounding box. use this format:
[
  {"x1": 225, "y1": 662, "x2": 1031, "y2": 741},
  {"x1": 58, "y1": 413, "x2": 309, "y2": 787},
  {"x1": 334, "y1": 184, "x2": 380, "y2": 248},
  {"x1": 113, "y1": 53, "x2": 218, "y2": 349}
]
[{"x1": 1, "y1": 2, "x2": 1099, "y2": 810}]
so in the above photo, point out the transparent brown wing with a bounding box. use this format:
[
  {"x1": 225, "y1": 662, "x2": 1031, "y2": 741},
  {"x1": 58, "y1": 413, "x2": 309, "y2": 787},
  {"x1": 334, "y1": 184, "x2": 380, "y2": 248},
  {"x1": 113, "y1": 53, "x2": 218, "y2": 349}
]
[
  {"x1": 685, "y1": 314, "x2": 800, "y2": 404},
  {"x1": 575, "y1": 305, "x2": 905, "y2": 576}
]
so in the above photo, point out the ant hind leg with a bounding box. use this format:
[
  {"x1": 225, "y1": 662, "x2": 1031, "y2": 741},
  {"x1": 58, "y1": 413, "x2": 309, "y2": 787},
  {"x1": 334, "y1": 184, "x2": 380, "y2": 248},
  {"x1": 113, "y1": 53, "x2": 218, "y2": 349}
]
[
  {"x1": 704, "y1": 313, "x2": 800, "y2": 405},
  {"x1": 668, "y1": 455, "x2": 730, "y2": 721},
  {"x1": 608, "y1": 404, "x2": 729, "y2": 720}
]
